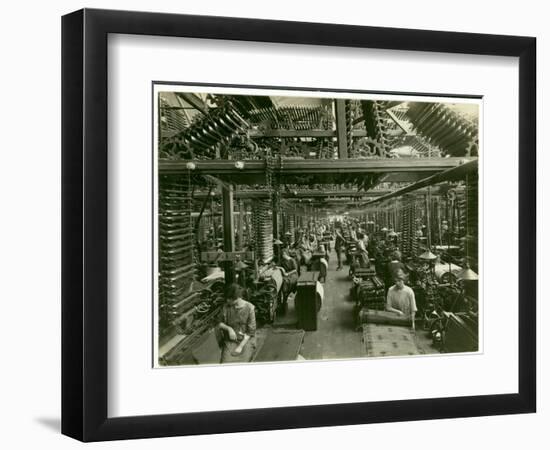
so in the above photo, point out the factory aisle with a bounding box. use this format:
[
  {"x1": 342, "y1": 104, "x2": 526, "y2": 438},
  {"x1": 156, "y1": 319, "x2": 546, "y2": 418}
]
[{"x1": 299, "y1": 246, "x2": 366, "y2": 360}]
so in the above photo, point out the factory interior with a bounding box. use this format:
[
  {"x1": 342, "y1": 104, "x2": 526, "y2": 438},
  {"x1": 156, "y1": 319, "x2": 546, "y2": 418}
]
[{"x1": 157, "y1": 91, "x2": 479, "y2": 366}]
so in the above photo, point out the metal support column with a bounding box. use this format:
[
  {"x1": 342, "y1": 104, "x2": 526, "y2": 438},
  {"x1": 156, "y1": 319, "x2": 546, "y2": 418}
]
[
  {"x1": 272, "y1": 195, "x2": 279, "y2": 242},
  {"x1": 335, "y1": 99, "x2": 349, "y2": 159},
  {"x1": 237, "y1": 199, "x2": 244, "y2": 250},
  {"x1": 222, "y1": 184, "x2": 235, "y2": 285}
]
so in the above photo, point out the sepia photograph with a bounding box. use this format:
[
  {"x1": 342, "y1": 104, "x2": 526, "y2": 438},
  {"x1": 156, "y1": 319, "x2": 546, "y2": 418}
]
[{"x1": 154, "y1": 86, "x2": 480, "y2": 367}]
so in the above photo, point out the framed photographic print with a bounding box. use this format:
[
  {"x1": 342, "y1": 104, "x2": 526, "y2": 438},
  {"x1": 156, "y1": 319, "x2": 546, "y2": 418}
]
[{"x1": 62, "y1": 8, "x2": 536, "y2": 442}]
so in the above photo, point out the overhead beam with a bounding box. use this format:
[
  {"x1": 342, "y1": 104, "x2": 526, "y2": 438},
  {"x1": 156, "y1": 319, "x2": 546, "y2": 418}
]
[
  {"x1": 159, "y1": 158, "x2": 472, "y2": 176},
  {"x1": 251, "y1": 129, "x2": 333, "y2": 138},
  {"x1": 373, "y1": 172, "x2": 438, "y2": 184},
  {"x1": 162, "y1": 128, "x2": 368, "y2": 139},
  {"x1": 362, "y1": 159, "x2": 478, "y2": 206},
  {"x1": 193, "y1": 189, "x2": 393, "y2": 199},
  {"x1": 248, "y1": 129, "x2": 367, "y2": 138}
]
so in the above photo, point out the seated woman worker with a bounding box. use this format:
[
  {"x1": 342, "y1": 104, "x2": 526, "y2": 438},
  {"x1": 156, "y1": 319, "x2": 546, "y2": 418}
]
[
  {"x1": 215, "y1": 283, "x2": 257, "y2": 363},
  {"x1": 386, "y1": 269, "x2": 417, "y2": 330}
]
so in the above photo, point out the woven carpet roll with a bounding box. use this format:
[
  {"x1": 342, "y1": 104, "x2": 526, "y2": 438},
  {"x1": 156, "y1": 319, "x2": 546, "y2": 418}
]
[{"x1": 359, "y1": 308, "x2": 412, "y2": 326}]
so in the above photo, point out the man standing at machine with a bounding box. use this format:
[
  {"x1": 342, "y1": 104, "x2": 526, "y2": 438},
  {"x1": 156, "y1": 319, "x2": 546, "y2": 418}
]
[{"x1": 386, "y1": 269, "x2": 417, "y2": 330}]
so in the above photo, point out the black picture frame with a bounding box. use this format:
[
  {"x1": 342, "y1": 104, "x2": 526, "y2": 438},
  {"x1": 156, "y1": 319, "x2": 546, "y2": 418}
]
[{"x1": 61, "y1": 8, "x2": 536, "y2": 442}]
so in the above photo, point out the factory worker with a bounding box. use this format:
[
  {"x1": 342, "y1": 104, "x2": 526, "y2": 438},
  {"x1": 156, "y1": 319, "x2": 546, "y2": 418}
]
[
  {"x1": 318, "y1": 244, "x2": 329, "y2": 283},
  {"x1": 334, "y1": 228, "x2": 346, "y2": 270},
  {"x1": 278, "y1": 250, "x2": 299, "y2": 311},
  {"x1": 386, "y1": 269, "x2": 417, "y2": 330},
  {"x1": 350, "y1": 226, "x2": 358, "y2": 241},
  {"x1": 281, "y1": 250, "x2": 299, "y2": 277},
  {"x1": 356, "y1": 232, "x2": 370, "y2": 267},
  {"x1": 216, "y1": 283, "x2": 256, "y2": 363},
  {"x1": 387, "y1": 250, "x2": 406, "y2": 281}
]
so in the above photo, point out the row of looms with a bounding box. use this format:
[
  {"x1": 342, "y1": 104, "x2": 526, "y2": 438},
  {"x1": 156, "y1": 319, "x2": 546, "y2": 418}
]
[{"x1": 157, "y1": 91, "x2": 479, "y2": 365}]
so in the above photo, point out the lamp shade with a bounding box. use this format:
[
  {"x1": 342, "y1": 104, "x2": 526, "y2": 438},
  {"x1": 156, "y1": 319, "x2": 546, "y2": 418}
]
[
  {"x1": 457, "y1": 264, "x2": 479, "y2": 281},
  {"x1": 419, "y1": 250, "x2": 438, "y2": 261},
  {"x1": 234, "y1": 260, "x2": 249, "y2": 271}
]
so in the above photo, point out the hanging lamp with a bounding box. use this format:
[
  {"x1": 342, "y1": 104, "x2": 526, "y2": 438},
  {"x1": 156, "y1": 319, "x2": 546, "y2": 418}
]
[
  {"x1": 234, "y1": 260, "x2": 249, "y2": 271},
  {"x1": 419, "y1": 250, "x2": 438, "y2": 261},
  {"x1": 457, "y1": 262, "x2": 479, "y2": 281}
]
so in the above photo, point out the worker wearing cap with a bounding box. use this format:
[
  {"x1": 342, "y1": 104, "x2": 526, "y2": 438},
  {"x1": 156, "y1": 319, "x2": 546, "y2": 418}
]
[{"x1": 386, "y1": 269, "x2": 417, "y2": 330}]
